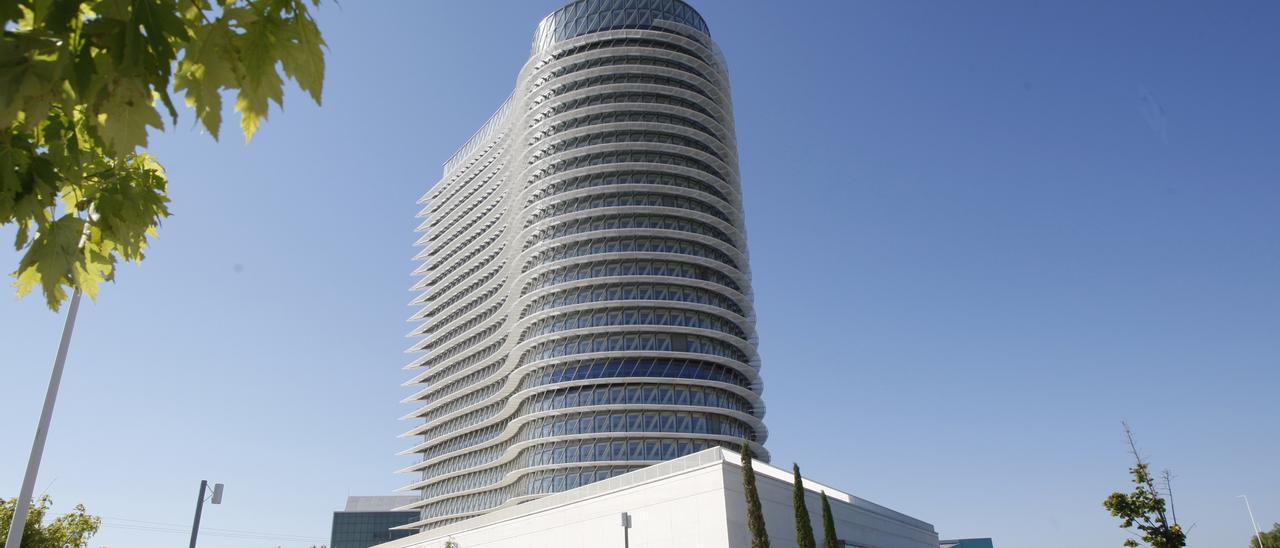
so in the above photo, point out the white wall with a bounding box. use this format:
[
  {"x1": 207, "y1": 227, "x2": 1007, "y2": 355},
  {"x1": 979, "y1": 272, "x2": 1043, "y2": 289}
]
[
  {"x1": 721, "y1": 463, "x2": 939, "y2": 548},
  {"x1": 387, "y1": 463, "x2": 734, "y2": 548}
]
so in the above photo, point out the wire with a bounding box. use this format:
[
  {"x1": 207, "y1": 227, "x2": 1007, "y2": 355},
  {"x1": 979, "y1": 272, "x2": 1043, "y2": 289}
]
[{"x1": 100, "y1": 517, "x2": 327, "y2": 542}]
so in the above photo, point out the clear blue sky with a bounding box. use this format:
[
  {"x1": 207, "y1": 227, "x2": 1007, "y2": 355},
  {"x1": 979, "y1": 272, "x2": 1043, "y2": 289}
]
[{"x1": 3, "y1": 1, "x2": 1278, "y2": 547}]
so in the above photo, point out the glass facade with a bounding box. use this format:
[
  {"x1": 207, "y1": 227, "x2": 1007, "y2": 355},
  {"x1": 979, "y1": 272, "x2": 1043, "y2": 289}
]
[
  {"x1": 329, "y1": 511, "x2": 418, "y2": 548},
  {"x1": 400, "y1": 0, "x2": 765, "y2": 531}
]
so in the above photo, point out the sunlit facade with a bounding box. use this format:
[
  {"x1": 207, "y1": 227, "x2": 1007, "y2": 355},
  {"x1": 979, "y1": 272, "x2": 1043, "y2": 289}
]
[{"x1": 397, "y1": 0, "x2": 767, "y2": 530}]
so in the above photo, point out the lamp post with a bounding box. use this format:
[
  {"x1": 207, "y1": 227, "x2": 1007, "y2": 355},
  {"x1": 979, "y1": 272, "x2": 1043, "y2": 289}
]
[
  {"x1": 189, "y1": 480, "x2": 225, "y2": 548},
  {"x1": 4, "y1": 218, "x2": 93, "y2": 548},
  {"x1": 1239, "y1": 495, "x2": 1266, "y2": 548},
  {"x1": 620, "y1": 512, "x2": 632, "y2": 548}
]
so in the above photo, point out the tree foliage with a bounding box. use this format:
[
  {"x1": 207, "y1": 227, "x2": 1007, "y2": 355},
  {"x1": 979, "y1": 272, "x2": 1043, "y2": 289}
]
[
  {"x1": 1249, "y1": 522, "x2": 1280, "y2": 548},
  {"x1": 0, "y1": 495, "x2": 101, "y2": 547},
  {"x1": 2, "y1": 0, "x2": 325, "y2": 310},
  {"x1": 1103, "y1": 423, "x2": 1186, "y2": 548},
  {"x1": 792, "y1": 463, "x2": 816, "y2": 548},
  {"x1": 820, "y1": 491, "x2": 839, "y2": 548},
  {"x1": 740, "y1": 440, "x2": 769, "y2": 548}
]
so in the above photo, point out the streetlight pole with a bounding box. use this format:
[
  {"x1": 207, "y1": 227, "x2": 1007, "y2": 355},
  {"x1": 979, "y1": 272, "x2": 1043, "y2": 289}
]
[
  {"x1": 1239, "y1": 495, "x2": 1266, "y2": 548},
  {"x1": 620, "y1": 512, "x2": 632, "y2": 548},
  {"x1": 4, "y1": 212, "x2": 94, "y2": 548},
  {"x1": 189, "y1": 480, "x2": 224, "y2": 548},
  {"x1": 4, "y1": 288, "x2": 85, "y2": 548}
]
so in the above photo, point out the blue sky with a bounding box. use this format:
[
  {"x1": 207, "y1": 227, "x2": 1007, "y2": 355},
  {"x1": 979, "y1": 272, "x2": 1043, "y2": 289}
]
[{"x1": 3, "y1": 1, "x2": 1278, "y2": 547}]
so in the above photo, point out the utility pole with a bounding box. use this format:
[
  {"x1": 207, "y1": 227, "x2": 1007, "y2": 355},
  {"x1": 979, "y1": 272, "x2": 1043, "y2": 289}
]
[{"x1": 189, "y1": 480, "x2": 224, "y2": 548}]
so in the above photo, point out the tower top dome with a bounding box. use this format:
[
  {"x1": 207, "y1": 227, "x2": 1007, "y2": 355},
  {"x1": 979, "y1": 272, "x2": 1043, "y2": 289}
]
[{"x1": 531, "y1": 0, "x2": 710, "y2": 56}]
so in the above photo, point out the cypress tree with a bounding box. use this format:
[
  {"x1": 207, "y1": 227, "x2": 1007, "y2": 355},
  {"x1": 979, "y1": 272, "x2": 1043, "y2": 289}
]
[
  {"x1": 793, "y1": 464, "x2": 817, "y2": 548},
  {"x1": 821, "y1": 491, "x2": 839, "y2": 548},
  {"x1": 741, "y1": 440, "x2": 770, "y2": 548}
]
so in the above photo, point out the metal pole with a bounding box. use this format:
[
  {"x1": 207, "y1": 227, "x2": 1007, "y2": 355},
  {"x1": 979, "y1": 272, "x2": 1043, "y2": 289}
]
[
  {"x1": 190, "y1": 480, "x2": 209, "y2": 548},
  {"x1": 4, "y1": 288, "x2": 84, "y2": 548},
  {"x1": 1240, "y1": 495, "x2": 1266, "y2": 548}
]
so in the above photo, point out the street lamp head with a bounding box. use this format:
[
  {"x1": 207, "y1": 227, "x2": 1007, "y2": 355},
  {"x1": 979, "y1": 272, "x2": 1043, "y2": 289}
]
[{"x1": 211, "y1": 483, "x2": 224, "y2": 504}]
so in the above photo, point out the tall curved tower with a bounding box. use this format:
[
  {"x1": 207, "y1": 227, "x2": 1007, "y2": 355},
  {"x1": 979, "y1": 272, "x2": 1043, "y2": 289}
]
[{"x1": 398, "y1": 0, "x2": 767, "y2": 530}]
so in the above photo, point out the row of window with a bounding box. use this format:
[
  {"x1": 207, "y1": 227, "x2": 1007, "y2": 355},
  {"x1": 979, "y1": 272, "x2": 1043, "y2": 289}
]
[
  {"x1": 531, "y1": 110, "x2": 721, "y2": 150},
  {"x1": 529, "y1": 149, "x2": 727, "y2": 187},
  {"x1": 546, "y1": 55, "x2": 713, "y2": 96},
  {"x1": 522, "y1": 258, "x2": 741, "y2": 295},
  {"x1": 525, "y1": 170, "x2": 728, "y2": 205},
  {"x1": 526, "y1": 190, "x2": 732, "y2": 227},
  {"x1": 419, "y1": 436, "x2": 741, "y2": 520},
  {"x1": 421, "y1": 268, "x2": 501, "y2": 323},
  {"x1": 417, "y1": 380, "x2": 504, "y2": 427},
  {"x1": 417, "y1": 397, "x2": 505, "y2": 445},
  {"x1": 521, "y1": 281, "x2": 745, "y2": 317},
  {"x1": 519, "y1": 332, "x2": 750, "y2": 364},
  {"x1": 421, "y1": 301, "x2": 504, "y2": 351},
  {"x1": 419, "y1": 232, "x2": 502, "y2": 290},
  {"x1": 520, "y1": 386, "x2": 754, "y2": 417},
  {"x1": 541, "y1": 72, "x2": 714, "y2": 111},
  {"x1": 422, "y1": 209, "x2": 503, "y2": 274},
  {"x1": 523, "y1": 306, "x2": 747, "y2": 340},
  {"x1": 429, "y1": 152, "x2": 500, "y2": 223},
  {"x1": 419, "y1": 252, "x2": 499, "y2": 321},
  {"x1": 530, "y1": 128, "x2": 723, "y2": 165},
  {"x1": 518, "y1": 358, "x2": 752, "y2": 391},
  {"x1": 423, "y1": 171, "x2": 500, "y2": 248},
  {"x1": 524, "y1": 435, "x2": 744, "y2": 469},
  {"x1": 420, "y1": 251, "x2": 503, "y2": 319},
  {"x1": 421, "y1": 335, "x2": 506, "y2": 386},
  {"x1": 416, "y1": 363, "x2": 759, "y2": 470},
  {"x1": 419, "y1": 465, "x2": 506, "y2": 501},
  {"x1": 418, "y1": 443, "x2": 505, "y2": 485},
  {"x1": 523, "y1": 235, "x2": 740, "y2": 272},
  {"x1": 525, "y1": 213, "x2": 735, "y2": 249},
  {"x1": 416, "y1": 422, "x2": 503, "y2": 462},
  {"x1": 414, "y1": 360, "x2": 502, "y2": 413},
  {"x1": 420, "y1": 321, "x2": 505, "y2": 371},
  {"x1": 547, "y1": 37, "x2": 710, "y2": 71},
  {"x1": 417, "y1": 464, "x2": 641, "y2": 521},
  {"x1": 415, "y1": 365, "x2": 757, "y2": 460},
  {"x1": 536, "y1": 91, "x2": 716, "y2": 129},
  {"x1": 425, "y1": 173, "x2": 500, "y2": 245},
  {"x1": 420, "y1": 419, "x2": 745, "y2": 501}
]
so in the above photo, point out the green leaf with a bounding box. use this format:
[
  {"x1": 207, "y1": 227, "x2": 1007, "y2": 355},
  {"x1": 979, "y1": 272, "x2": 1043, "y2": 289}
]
[
  {"x1": 234, "y1": 6, "x2": 286, "y2": 142},
  {"x1": 277, "y1": 1, "x2": 325, "y2": 105},
  {"x1": 13, "y1": 214, "x2": 84, "y2": 310},
  {"x1": 94, "y1": 79, "x2": 163, "y2": 156},
  {"x1": 174, "y1": 19, "x2": 239, "y2": 139}
]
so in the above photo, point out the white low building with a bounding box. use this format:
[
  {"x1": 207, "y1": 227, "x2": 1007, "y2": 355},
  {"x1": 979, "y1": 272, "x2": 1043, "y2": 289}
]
[{"x1": 376, "y1": 448, "x2": 937, "y2": 548}]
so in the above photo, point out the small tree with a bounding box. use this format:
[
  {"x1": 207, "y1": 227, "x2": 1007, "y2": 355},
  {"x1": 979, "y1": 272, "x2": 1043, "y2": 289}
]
[
  {"x1": 741, "y1": 440, "x2": 770, "y2": 548},
  {"x1": 792, "y1": 463, "x2": 816, "y2": 548},
  {"x1": 0, "y1": 495, "x2": 101, "y2": 548},
  {"x1": 1103, "y1": 422, "x2": 1186, "y2": 548},
  {"x1": 1249, "y1": 522, "x2": 1280, "y2": 548},
  {"x1": 820, "y1": 491, "x2": 839, "y2": 548}
]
